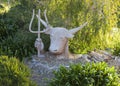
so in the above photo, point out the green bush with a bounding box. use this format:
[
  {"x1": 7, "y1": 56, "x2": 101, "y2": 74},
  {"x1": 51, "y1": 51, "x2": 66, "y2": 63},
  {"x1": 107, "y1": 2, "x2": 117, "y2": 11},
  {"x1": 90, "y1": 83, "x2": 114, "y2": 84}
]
[
  {"x1": 0, "y1": 56, "x2": 36, "y2": 86},
  {"x1": 113, "y1": 42, "x2": 120, "y2": 56},
  {"x1": 0, "y1": 14, "x2": 17, "y2": 41},
  {"x1": 0, "y1": 31, "x2": 36, "y2": 61},
  {"x1": 49, "y1": 62, "x2": 120, "y2": 86}
]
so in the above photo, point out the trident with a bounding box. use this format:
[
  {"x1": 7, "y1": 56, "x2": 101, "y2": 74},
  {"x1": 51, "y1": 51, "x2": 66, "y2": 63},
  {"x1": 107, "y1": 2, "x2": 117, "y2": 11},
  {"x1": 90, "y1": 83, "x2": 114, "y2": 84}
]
[{"x1": 29, "y1": 9, "x2": 44, "y2": 57}]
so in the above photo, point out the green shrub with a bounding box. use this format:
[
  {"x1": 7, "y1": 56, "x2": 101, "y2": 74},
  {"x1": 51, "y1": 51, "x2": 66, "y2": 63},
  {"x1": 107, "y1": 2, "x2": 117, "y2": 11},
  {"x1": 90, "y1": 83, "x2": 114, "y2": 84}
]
[
  {"x1": 0, "y1": 14, "x2": 17, "y2": 41},
  {"x1": 0, "y1": 31, "x2": 36, "y2": 61},
  {"x1": 0, "y1": 56, "x2": 36, "y2": 86},
  {"x1": 113, "y1": 42, "x2": 120, "y2": 56},
  {"x1": 49, "y1": 62, "x2": 120, "y2": 86}
]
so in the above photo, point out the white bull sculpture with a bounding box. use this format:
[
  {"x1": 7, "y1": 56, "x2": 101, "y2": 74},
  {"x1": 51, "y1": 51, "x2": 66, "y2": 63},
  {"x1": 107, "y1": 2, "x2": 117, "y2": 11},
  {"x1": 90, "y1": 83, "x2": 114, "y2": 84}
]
[{"x1": 30, "y1": 9, "x2": 87, "y2": 58}]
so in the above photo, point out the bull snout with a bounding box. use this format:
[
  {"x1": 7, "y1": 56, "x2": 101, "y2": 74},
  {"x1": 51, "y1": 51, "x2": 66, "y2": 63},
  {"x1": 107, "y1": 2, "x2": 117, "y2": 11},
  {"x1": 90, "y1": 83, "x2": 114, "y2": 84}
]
[{"x1": 49, "y1": 48, "x2": 63, "y2": 54}]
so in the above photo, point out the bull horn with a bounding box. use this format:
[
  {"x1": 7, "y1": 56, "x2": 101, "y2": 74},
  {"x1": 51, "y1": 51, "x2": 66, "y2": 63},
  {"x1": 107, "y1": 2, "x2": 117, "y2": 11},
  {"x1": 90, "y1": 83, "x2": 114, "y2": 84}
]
[
  {"x1": 36, "y1": 9, "x2": 49, "y2": 28},
  {"x1": 44, "y1": 9, "x2": 49, "y2": 25},
  {"x1": 69, "y1": 22, "x2": 87, "y2": 34},
  {"x1": 36, "y1": 15, "x2": 50, "y2": 33},
  {"x1": 36, "y1": 15, "x2": 48, "y2": 28}
]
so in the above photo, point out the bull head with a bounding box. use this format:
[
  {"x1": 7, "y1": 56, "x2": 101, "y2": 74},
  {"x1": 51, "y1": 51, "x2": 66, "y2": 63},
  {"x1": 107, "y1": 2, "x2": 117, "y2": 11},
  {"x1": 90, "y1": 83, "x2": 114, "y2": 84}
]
[{"x1": 30, "y1": 9, "x2": 87, "y2": 57}]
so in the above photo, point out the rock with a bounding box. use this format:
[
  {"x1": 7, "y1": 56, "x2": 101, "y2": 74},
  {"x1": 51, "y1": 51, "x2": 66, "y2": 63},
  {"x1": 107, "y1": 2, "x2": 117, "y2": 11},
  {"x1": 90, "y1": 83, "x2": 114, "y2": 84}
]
[
  {"x1": 97, "y1": 50, "x2": 113, "y2": 59},
  {"x1": 88, "y1": 51, "x2": 112, "y2": 62},
  {"x1": 89, "y1": 51, "x2": 104, "y2": 62},
  {"x1": 80, "y1": 54, "x2": 91, "y2": 62},
  {"x1": 24, "y1": 51, "x2": 120, "y2": 86}
]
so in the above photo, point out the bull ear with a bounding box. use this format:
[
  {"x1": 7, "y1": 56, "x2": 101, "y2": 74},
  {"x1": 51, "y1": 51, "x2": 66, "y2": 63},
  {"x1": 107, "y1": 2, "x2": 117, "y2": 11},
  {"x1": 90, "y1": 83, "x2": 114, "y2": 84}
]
[
  {"x1": 69, "y1": 22, "x2": 87, "y2": 34},
  {"x1": 65, "y1": 32, "x2": 74, "y2": 38}
]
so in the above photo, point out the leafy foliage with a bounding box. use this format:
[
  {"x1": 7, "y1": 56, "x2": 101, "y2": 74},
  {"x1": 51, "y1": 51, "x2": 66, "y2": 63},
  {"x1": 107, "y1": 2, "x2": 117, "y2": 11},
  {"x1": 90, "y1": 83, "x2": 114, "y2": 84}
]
[
  {"x1": 113, "y1": 42, "x2": 120, "y2": 56},
  {"x1": 49, "y1": 62, "x2": 120, "y2": 86},
  {"x1": 0, "y1": 56, "x2": 36, "y2": 86},
  {"x1": 0, "y1": 14, "x2": 17, "y2": 41},
  {"x1": 0, "y1": 31, "x2": 36, "y2": 61}
]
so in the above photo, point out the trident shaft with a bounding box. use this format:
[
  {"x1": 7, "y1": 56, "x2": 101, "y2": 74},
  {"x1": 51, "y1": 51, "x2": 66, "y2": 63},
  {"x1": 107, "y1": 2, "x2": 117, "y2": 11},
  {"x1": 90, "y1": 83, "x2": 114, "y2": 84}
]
[{"x1": 29, "y1": 9, "x2": 44, "y2": 57}]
